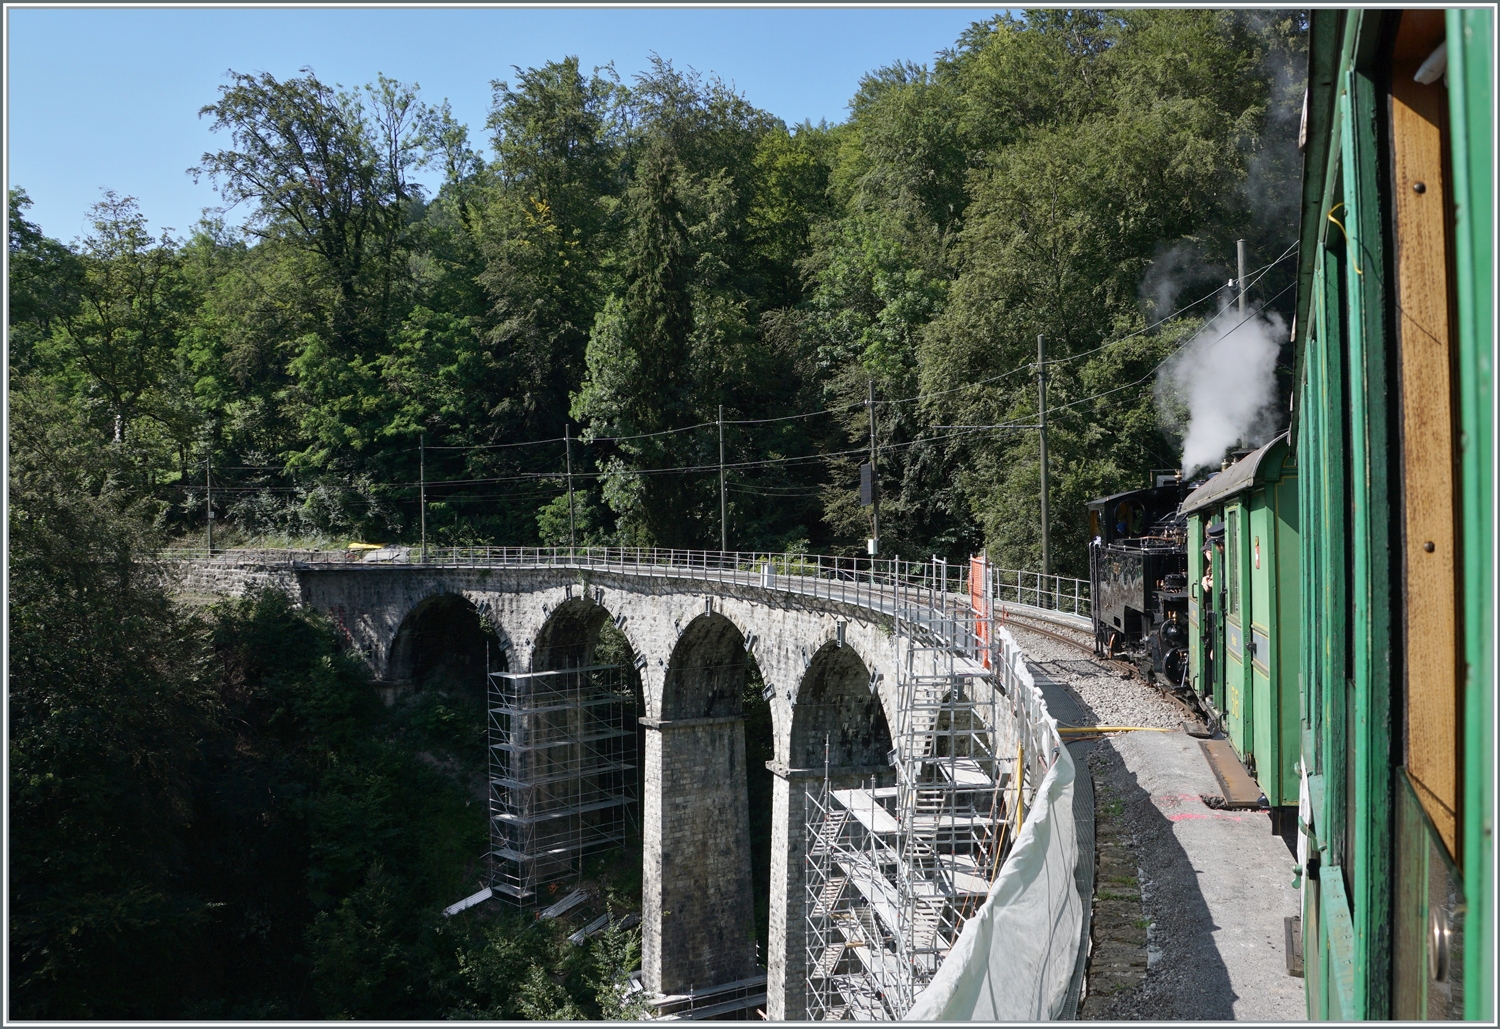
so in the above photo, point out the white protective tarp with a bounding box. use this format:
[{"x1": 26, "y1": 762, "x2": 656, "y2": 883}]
[{"x1": 906, "y1": 653, "x2": 1083, "y2": 1021}]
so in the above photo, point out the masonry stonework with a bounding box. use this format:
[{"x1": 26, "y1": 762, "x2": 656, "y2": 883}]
[{"x1": 642, "y1": 716, "x2": 759, "y2": 993}]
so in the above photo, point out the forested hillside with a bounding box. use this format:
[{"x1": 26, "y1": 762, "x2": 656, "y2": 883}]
[
  {"x1": 11, "y1": 9, "x2": 1306, "y2": 571},
  {"x1": 9, "y1": 10, "x2": 1307, "y2": 1018}
]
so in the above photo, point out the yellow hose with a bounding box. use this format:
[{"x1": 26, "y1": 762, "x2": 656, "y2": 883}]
[
  {"x1": 1057, "y1": 725, "x2": 1174, "y2": 734},
  {"x1": 1327, "y1": 204, "x2": 1365, "y2": 275}
]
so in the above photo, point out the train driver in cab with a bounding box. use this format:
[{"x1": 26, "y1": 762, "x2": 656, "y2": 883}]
[
  {"x1": 1201, "y1": 519, "x2": 1224, "y2": 597},
  {"x1": 1200, "y1": 520, "x2": 1225, "y2": 693}
]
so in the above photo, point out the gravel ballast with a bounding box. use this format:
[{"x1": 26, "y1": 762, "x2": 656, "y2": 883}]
[{"x1": 1007, "y1": 623, "x2": 1304, "y2": 1021}]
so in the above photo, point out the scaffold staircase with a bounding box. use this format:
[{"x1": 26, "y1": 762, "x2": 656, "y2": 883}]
[{"x1": 805, "y1": 564, "x2": 1022, "y2": 1020}]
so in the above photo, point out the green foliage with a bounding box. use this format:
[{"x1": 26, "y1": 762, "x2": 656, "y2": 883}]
[
  {"x1": 445, "y1": 906, "x2": 645, "y2": 1021},
  {"x1": 742, "y1": 663, "x2": 775, "y2": 962},
  {"x1": 305, "y1": 862, "x2": 412, "y2": 1017},
  {"x1": 913, "y1": 8, "x2": 1305, "y2": 572},
  {"x1": 8, "y1": 382, "x2": 216, "y2": 1019},
  {"x1": 453, "y1": 920, "x2": 578, "y2": 1020},
  {"x1": 588, "y1": 912, "x2": 649, "y2": 1019},
  {"x1": 571, "y1": 58, "x2": 791, "y2": 547},
  {"x1": 8, "y1": 408, "x2": 490, "y2": 1015},
  {"x1": 194, "y1": 69, "x2": 455, "y2": 349},
  {"x1": 536, "y1": 485, "x2": 609, "y2": 546},
  {"x1": 7, "y1": 188, "x2": 84, "y2": 375}
]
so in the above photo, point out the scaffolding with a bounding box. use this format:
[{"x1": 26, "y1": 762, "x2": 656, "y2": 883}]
[
  {"x1": 804, "y1": 776, "x2": 904, "y2": 1020},
  {"x1": 488, "y1": 664, "x2": 638, "y2": 904},
  {"x1": 805, "y1": 560, "x2": 1034, "y2": 1020}
]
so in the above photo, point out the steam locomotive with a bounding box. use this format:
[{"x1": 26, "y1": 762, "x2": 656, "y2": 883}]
[{"x1": 1085, "y1": 481, "x2": 1194, "y2": 686}]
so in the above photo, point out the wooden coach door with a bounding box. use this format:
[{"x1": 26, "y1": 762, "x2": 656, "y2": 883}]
[
  {"x1": 1225, "y1": 505, "x2": 1251, "y2": 753},
  {"x1": 1392, "y1": 5, "x2": 1462, "y2": 864},
  {"x1": 1388, "y1": 9, "x2": 1465, "y2": 1019}
]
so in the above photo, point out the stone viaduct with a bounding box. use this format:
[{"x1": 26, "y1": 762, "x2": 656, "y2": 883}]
[{"x1": 176, "y1": 550, "x2": 935, "y2": 1018}]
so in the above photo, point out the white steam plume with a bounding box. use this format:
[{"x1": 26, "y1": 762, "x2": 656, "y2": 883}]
[{"x1": 1157, "y1": 303, "x2": 1286, "y2": 475}]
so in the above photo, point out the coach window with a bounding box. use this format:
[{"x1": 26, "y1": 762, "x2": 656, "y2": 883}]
[{"x1": 1227, "y1": 510, "x2": 1240, "y2": 616}]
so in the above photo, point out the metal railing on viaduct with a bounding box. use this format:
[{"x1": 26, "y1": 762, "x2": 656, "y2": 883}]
[{"x1": 166, "y1": 544, "x2": 1091, "y2": 624}]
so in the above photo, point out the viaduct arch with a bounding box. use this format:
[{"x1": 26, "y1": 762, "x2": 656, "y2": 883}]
[{"x1": 388, "y1": 591, "x2": 505, "y2": 690}]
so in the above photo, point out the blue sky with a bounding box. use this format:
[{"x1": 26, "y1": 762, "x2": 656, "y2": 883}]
[{"x1": 6, "y1": 5, "x2": 1005, "y2": 242}]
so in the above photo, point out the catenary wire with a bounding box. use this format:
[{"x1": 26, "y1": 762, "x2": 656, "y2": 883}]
[
  {"x1": 408, "y1": 243, "x2": 1299, "y2": 448},
  {"x1": 184, "y1": 243, "x2": 1297, "y2": 497}
]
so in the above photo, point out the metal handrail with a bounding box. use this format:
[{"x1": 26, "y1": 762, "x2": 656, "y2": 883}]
[
  {"x1": 989, "y1": 567, "x2": 1091, "y2": 618},
  {"x1": 164, "y1": 545, "x2": 1090, "y2": 659}
]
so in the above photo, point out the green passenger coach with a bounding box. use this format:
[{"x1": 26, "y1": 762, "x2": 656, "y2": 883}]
[
  {"x1": 1182, "y1": 436, "x2": 1301, "y2": 823},
  {"x1": 1288, "y1": 8, "x2": 1492, "y2": 1021}
]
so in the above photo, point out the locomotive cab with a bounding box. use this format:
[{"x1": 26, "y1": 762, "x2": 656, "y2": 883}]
[{"x1": 1086, "y1": 483, "x2": 1193, "y2": 678}]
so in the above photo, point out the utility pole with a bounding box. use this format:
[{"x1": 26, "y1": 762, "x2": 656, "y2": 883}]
[
  {"x1": 718, "y1": 404, "x2": 727, "y2": 553},
  {"x1": 867, "y1": 379, "x2": 880, "y2": 556},
  {"x1": 1037, "y1": 334, "x2": 1050, "y2": 576},
  {"x1": 1236, "y1": 238, "x2": 1248, "y2": 317},
  {"x1": 420, "y1": 432, "x2": 427, "y2": 562},
  {"x1": 565, "y1": 424, "x2": 576, "y2": 549},
  {"x1": 205, "y1": 445, "x2": 213, "y2": 556}
]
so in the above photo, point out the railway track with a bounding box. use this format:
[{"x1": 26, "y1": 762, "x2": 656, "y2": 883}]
[
  {"x1": 1001, "y1": 611, "x2": 1212, "y2": 733},
  {"x1": 998, "y1": 611, "x2": 1103, "y2": 658}
]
